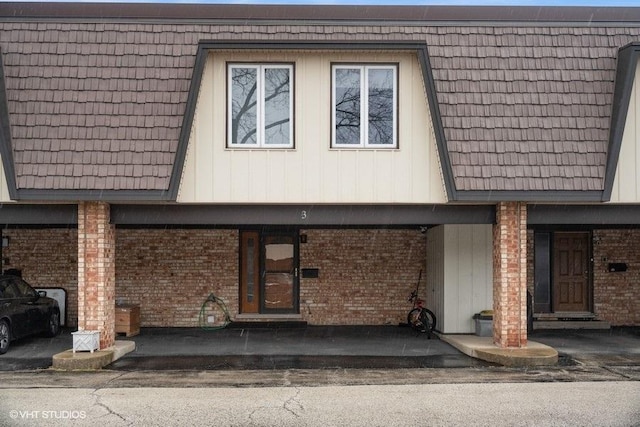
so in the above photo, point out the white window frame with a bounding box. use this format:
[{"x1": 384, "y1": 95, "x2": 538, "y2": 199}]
[
  {"x1": 331, "y1": 64, "x2": 398, "y2": 149},
  {"x1": 227, "y1": 63, "x2": 294, "y2": 149}
]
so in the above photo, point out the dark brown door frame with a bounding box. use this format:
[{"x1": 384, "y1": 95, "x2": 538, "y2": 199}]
[
  {"x1": 239, "y1": 228, "x2": 300, "y2": 315},
  {"x1": 533, "y1": 230, "x2": 593, "y2": 314}
]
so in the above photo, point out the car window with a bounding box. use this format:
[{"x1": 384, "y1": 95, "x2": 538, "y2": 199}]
[
  {"x1": 0, "y1": 280, "x2": 18, "y2": 299},
  {"x1": 13, "y1": 278, "x2": 36, "y2": 298}
]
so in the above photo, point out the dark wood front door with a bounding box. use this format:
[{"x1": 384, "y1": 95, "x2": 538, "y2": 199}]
[
  {"x1": 553, "y1": 232, "x2": 590, "y2": 312},
  {"x1": 240, "y1": 230, "x2": 299, "y2": 314}
]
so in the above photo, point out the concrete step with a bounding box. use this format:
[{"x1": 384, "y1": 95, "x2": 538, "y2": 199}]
[
  {"x1": 230, "y1": 314, "x2": 307, "y2": 328},
  {"x1": 534, "y1": 312, "x2": 597, "y2": 320},
  {"x1": 533, "y1": 320, "x2": 611, "y2": 330}
]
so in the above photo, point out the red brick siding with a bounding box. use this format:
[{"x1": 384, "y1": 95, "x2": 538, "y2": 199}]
[
  {"x1": 493, "y1": 202, "x2": 528, "y2": 348},
  {"x1": 299, "y1": 229, "x2": 426, "y2": 325},
  {"x1": 526, "y1": 229, "x2": 535, "y2": 297},
  {"x1": 116, "y1": 228, "x2": 424, "y2": 327},
  {"x1": 115, "y1": 229, "x2": 239, "y2": 327},
  {"x1": 526, "y1": 229, "x2": 640, "y2": 326},
  {"x1": 592, "y1": 229, "x2": 640, "y2": 326},
  {"x1": 6, "y1": 225, "x2": 640, "y2": 328},
  {"x1": 77, "y1": 202, "x2": 116, "y2": 349},
  {"x1": 2, "y1": 227, "x2": 425, "y2": 328}
]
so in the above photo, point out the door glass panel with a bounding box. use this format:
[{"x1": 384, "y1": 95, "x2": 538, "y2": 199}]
[
  {"x1": 240, "y1": 231, "x2": 260, "y2": 314},
  {"x1": 247, "y1": 237, "x2": 255, "y2": 303},
  {"x1": 264, "y1": 236, "x2": 294, "y2": 310}
]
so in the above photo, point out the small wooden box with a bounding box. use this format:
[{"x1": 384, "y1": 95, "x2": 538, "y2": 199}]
[{"x1": 115, "y1": 304, "x2": 140, "y2": 337}]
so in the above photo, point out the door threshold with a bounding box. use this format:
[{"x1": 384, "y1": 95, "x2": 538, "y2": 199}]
[
  {"x1": 235, "y1": 314, "x2": 303, "y2": 321},
  {"x1": 533, "y1": 320, "x2": 610, "y2": 330},
  {"x1": 232, "y1": 314, "x2": 306, "y2": 328},
  {"x1": 534, "y1": 312, "x2": 596, "y2": 320},
  {"x1": 227, "y1": 314, "x2": 307, "y2": 329}
]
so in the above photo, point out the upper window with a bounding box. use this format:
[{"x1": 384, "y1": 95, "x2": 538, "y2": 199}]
[
  {"x1": 332, "y1": 64, "x2": 398, "y2": 148},
  {"x1": 228, "y1": 64, "x2": 294, "y2": 148}
]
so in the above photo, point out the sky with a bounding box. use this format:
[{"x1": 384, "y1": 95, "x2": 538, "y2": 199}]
[{"x1": 3, "y1": 0, "x2": 640, "y2": 6}]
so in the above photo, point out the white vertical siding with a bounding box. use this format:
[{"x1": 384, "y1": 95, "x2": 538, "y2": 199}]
[
  {"x1": 177, "y1": 50, "x2": 447, "y2": 204},
  {"x1": 0, "y1": 161, "x2": 12, "y2": 202},
  {"x1": 427, "y1": 224, "x2": 493, "y2": 334},
  {"x1": 610, "y1": 61, "x2": 640, "y2": 203}
]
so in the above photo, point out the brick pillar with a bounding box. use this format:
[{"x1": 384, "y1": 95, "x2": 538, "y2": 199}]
[
  {"x1": 77, "y1": 202, "x2": 115, "y2": 349},
  {"x1": 493, "y1": 201, "x2": 528, "y2": 348}
]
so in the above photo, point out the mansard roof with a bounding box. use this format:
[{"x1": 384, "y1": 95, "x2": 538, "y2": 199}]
[{"x1": 1, "y1": 3, "x2": 640, "y2": 201}]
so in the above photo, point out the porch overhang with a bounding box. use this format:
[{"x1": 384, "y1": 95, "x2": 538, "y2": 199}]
[
  {"x1": 528, "y1": 204, "x2": 640, "y2": 225},
  {"x1": 110, "y1": 204, "x2": 495, "y2": 226},
  {"x1": 0, "y1": 203, "x2": 77, "y2": 225}
]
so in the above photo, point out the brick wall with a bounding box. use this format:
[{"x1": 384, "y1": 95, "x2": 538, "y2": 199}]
[
  {"x1": 592, "y1": 229, "x2": 640, "y2": 326},
  {"x1": 299, "y1": 229, "x2": 426, "y2": 325},
  {"x1": 527, "y1": 229, "x2": 640, "y2": 326},
  {"x1": 2, "y1": 227, "x2": 425, "y2": 328},
  {"x1": 2, "y1": 228, "x2": 78, "y2": 327},
  {"x1": 115, "y1": 229, "x2": 239, "y2": 327},
  {"x1": 6, "y1": 225, "x2": 640, "y2": 328},
  {"x1": 115, "y1": 228, "x2": 425, "y2": 327},
  {"x1": 526, "y1": 229, "x2": 534, "y2": 297}
]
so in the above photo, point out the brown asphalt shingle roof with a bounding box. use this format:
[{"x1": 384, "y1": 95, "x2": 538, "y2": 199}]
[{"x1": 1, "y1": 7, "x2": 639, "y2": 195}]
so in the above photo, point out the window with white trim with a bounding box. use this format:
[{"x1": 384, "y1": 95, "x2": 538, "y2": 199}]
[
  {"x1": 332, "y1": 64, "x2": 397, "y2": 148},
  {"x1": 228, "y1": 64, "x2": 293, "y2": 148}
]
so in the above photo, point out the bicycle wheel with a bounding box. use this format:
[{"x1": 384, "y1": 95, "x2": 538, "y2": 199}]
[
  {"x1": 419, "y1": 308, "x2": 436, "y2": 333},
  {"x1": 407, "y1": 308, "x2": 427, "y2": 333}
]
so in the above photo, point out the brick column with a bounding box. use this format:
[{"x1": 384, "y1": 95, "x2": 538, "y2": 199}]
[
  {"x1": 77, "y1": 202, "x2": 115, "y2": 349},
  {"x1": 493, "y1": 201, "x2": 528, "y2": 348}
]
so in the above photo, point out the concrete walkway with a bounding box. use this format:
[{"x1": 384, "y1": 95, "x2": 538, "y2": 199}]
[{"x1": 440, "y1": 334, "x2": 558, "y2": 367}]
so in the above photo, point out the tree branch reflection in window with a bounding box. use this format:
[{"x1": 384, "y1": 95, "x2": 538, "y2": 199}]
[
  {"x1": 367, "y1": 67, "x2": 394, "y2": 145},
  {"x1": 333, "y1": 64, "x2": 397, "y2": 148},
  {"x1": 229, "y1": 64, "x2": 292, "y2": 148},
  {"x1": 334, "y1": 68, "x2": 361, "y2": 145},
  {"x1": 231, "y1": 67, "x2": 258, "y2": 145}
]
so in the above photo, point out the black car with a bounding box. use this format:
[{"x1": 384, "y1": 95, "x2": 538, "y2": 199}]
[{"x1": 0, "y1": 275, "x2": 61, "y2": 354}]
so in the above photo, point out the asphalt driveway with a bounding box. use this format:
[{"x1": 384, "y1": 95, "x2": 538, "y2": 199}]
[
  {"x1": 530, "y1": 327, "x2": 640, "y2": 365},
  {"x1": 1, "y1": 325, "x2": 639, "y2": 371}
]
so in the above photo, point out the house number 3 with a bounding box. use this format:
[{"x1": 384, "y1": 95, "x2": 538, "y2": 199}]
[{"x1": 301, "y1": 210, "x2": 307, "y2": 220}]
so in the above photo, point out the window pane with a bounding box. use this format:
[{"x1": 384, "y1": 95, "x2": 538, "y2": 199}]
[
  {"x1": 368, "y1": 68, "x2": 395, "y2": 145},
  {"x1": 231, "y1": 67, "x2": 258, "y2": 145},
  {"x1": 334, "y1": 68, "x2": 361, "y2": 145},
  {"x1": 264, "y1": 67, "x2": 291, "y2": 146}
]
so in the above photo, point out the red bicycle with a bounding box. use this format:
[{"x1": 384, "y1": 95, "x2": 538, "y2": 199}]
[{"x1": 407, "y1": 270, "x2": 436, "y2": 338}]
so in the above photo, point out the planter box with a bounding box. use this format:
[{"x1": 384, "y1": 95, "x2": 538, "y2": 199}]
[
  {"x1": 72, "y1": 330, "x2": 100, "y2": 353},
  {"x1": 473, "y1": 314, "x2": 493, "y2": 337}
]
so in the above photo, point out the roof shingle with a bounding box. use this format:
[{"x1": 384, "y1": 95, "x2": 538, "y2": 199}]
[{"x1": 1, "y1": 10, "x2": 639, "y2": 194}]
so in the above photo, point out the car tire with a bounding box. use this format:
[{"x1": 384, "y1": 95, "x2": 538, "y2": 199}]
[
  {"x1": 44, "y1": 311, "x2": 61, "y2": 337},
  {"x1": 0, "y1": 319, "x2": 10, "y2": 354}
]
